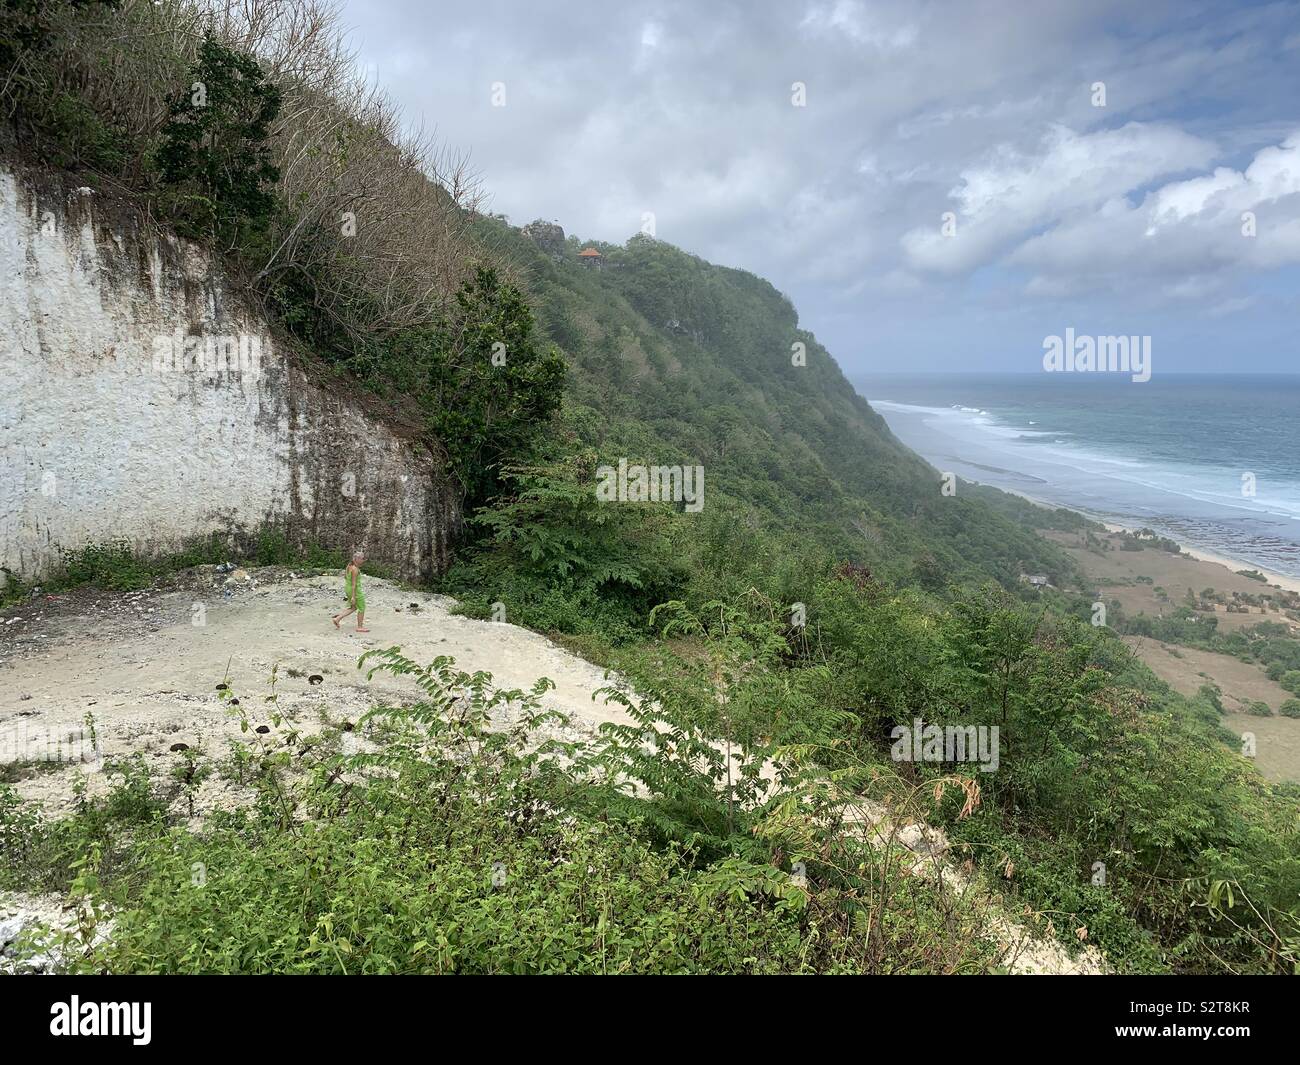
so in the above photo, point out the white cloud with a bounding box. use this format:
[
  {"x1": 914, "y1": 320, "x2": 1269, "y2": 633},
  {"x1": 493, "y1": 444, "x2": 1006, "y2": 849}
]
[
  {"x1": 901, "y1": 123, "x2": 1216, "y2": 274},
  {"x1": 338, "y1": 0, "x2": 1300, "y2": 369},
  {"x1": 1009, "y1": 133, "x2": 1300, "y2": 283},
  {"x1": 799, "y1": 0, "x2": 918, "y2": 50}
]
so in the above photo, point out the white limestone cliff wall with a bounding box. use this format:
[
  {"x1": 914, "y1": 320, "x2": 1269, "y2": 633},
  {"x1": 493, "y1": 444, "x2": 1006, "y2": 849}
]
[{"x1": 0, "y1": 166, "x2": 460, "y2": 586}]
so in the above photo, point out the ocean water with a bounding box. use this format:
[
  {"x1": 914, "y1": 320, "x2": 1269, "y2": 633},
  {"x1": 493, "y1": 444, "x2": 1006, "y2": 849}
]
[{"x1": 855, "y1": 373, "x2": 1300, "y2": 578}]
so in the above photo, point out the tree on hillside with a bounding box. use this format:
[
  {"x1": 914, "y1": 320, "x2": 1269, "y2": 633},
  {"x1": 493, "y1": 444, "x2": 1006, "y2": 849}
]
[
  {"x1": 155, "y1": 35, "x2": 281, "y2": 249},
  {"x1": 397, "y1": 266, "x2": 566, "y2": 509}
]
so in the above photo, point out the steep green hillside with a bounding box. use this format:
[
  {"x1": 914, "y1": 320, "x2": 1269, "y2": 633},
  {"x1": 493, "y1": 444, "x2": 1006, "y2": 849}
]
[
  {"x1": 477, "y1": 222, "x2": 1084, "y2": 589},
  {"x1": 440, "y1": 218, "x2": 1087, "y2": 641}
]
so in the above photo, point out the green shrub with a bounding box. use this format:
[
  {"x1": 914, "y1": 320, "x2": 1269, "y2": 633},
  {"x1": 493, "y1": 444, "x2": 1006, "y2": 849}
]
[
  {"x1": 418, "y1": 267, "x2": 567, "y2": 508},
  {"x1": 0, "y1": 756, "x2": 163, "y2": 895},
  {"x1": 39, "y1": 91, "x2": 129, "y2": 171},
  {"x1": 1197, "y1": 683, "x2": 1225, "y2": 713},
  {"x1": 452, "y1": 448, "x2": 690, "y2": 640},
  {"x1": 154, "y1": 35, "x2": 281, "y2": 247},
  {"x1": 6, "y1": 649, "x2": 997, "y2": 975}
]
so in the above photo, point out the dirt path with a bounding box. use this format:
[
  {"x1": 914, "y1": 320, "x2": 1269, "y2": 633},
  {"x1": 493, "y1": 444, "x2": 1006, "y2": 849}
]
[{"x1": 0, "y1": 568, "x2": 630, "y2": 812}]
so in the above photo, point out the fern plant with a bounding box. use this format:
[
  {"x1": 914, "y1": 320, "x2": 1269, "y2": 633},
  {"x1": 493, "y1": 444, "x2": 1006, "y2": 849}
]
[
  {"x1": 346, "y1": 648, "x2": 582, "y2": 821},
  {"x1": 580, "y1": 599, "x2": 797, "y2": 859}
]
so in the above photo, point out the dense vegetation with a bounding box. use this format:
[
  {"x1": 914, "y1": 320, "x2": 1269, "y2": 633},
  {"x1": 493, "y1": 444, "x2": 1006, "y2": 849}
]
[
  {"x1": 3, "y1": 0, "x2": 1298, "y2": 975},
  {"x1": 1, "y1": 651, "x2": 1001, "y2": 974},
  {"x1": 452, "y1": 222, "x2": 1085, "y2": 616}
]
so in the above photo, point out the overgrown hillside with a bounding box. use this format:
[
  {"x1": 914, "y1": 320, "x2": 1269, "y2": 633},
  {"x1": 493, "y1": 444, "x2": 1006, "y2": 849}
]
[
  {"x1": 0, "y1": 0, "x2": 1081, "y2": 607},
  {"x1": 4, "y1": 0, "x2": 1298, "y2": 977},
  {"x1": 478, "y1": 220, "x2": 1085, "y2": 588},
  {"x1": 438, "y1": 217, "x2": 1090, "y2": 641}
]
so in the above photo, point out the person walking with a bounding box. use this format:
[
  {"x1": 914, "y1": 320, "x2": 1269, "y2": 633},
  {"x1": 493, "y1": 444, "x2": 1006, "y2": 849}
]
[{"x1": 332, "y1": 551, "x2": 369, "y2": 633}]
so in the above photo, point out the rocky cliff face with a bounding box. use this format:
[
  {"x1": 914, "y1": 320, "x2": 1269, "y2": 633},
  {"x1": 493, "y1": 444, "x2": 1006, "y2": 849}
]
[
  {"x1": 0, "y1": 165, "x2": 461, "y2": 585},
  {"x1": 521, "y1": 219, "x2": 567, "y2": 259}
]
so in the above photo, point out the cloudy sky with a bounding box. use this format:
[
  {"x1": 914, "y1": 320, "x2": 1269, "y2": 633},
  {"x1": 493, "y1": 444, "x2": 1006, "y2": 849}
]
[{"x1": 337, "y1": 0, "x2": 1300, "y2": 374}]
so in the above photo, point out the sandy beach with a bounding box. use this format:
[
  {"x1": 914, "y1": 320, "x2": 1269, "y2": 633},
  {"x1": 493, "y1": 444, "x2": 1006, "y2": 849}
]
[
  {"x1": 1098, "y1": 521, "x2": 1300, "y2": 597},
  {"x1": 995, "y1": 481, "x2": 1300, "y2": 596}
]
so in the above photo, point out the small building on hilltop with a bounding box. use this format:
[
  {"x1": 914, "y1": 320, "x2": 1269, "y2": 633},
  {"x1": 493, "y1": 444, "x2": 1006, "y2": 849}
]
[{"x1": 578, "y1": 247, "x2": 603, "y2": 267}]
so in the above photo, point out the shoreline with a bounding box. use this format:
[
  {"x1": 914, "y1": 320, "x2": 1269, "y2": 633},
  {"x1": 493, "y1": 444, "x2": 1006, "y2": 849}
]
[
  {"x1": 867, "y1": 394, "x2": 1300, "y2": 593},
  {"x1": 1100, "y1": 523, "x2": 1300, "y2": 597},
  {"x1": 991, "y1": 483, "x2": 1300, "y2": 595}
]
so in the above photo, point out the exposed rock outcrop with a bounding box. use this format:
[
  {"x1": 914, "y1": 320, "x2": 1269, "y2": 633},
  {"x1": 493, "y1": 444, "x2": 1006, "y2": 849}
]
[
  {"x1": 0, "y1": 166, "x2": 461, "y2": 585},
  {"x1": 521, "y1": 219, "x2": 567, "y2": 259}
]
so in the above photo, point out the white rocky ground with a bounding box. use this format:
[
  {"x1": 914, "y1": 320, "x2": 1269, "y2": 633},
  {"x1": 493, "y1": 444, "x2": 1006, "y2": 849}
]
[
  {"x1": 0, "y1": 566, "x2": 1104, "y2": 974},
  {"x1": 0, "y1": 566, "x2": 628, "y2": 815}
]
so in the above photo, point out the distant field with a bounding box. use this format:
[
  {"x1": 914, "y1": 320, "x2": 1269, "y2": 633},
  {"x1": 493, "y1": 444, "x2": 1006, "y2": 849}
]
[
  {"x1": 1045, "y1": 530, "x2": 1298, "y2": 634},
  {"x1": 1122, "y1": 636, "x2": 1300, "y2": 782},
  {"x1": 1044, "y1": 529, "x2": 1300, "y2": 781}
]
